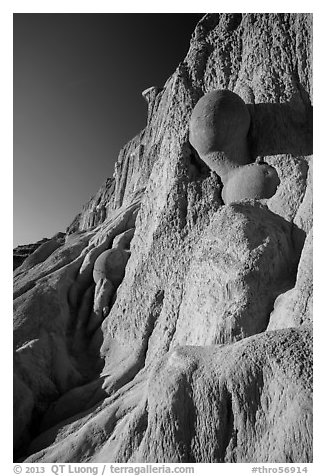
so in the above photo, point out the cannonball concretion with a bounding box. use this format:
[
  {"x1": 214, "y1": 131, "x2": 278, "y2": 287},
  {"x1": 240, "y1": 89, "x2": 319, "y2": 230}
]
[
  {"x1": 189, "y1": 89, "x2": 280, "y2": 204},
  {"x1": 93, "y1": 248, "x2": 130, "y2": 286}
]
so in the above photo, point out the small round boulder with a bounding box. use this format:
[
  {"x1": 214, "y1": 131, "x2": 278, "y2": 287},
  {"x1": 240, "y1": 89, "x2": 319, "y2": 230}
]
[
  {"x1": 93, "y1": 248, "x2": 130, "y2": 286},
  {"x1": 222, "y1": 163, "x2": 280, "y2": 205},
  {"x1": 189, "y1": 89, "x2": 251, "y2": 157}
]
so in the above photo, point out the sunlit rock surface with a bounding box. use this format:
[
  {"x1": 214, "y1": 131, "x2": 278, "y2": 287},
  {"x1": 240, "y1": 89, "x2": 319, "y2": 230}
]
[{"x1": 14, "y1": 13, "x2": 312, "y2": 463}]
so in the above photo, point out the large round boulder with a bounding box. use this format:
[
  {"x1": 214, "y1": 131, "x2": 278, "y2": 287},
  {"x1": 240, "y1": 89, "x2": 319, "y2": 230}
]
[
  {"x1": 222, "y1": 163, "x2": 280, "y2": 204},
  {"x1": 93, "y1": 248, "x2": 130, "y2": 287},
  {"x1": 189, "y1": 89, "x2": 251, "y2": 158}
]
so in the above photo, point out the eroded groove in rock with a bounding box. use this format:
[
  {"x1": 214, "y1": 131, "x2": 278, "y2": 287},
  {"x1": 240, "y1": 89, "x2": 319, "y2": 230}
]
[
  {"x1": 268, "y1": 228, "x2": 313, "y2": 331},
  {"x1": 133, "y1": 326, "x2": 312, "y2": 463},
  {"x1": 13, "y1": 202, "x2": 140, "y2": 459},
  {"x1": 67, "y1": 202, "x2": 140, "y2": 310},
  {"x1": 63, "y1": 204, "x2": 140, "y2": 394},
  {"x1": 25, "y1": 327, "x2": 311, "y2": 463},
  {"x1": 13, "y1": 232, "x2": 93, "y2": 300}
]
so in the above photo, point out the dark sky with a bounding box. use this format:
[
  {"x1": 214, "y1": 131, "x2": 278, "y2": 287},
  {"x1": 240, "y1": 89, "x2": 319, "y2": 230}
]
[{"x1": 13, "y1": 13, "x2": 203, "y2": 246}]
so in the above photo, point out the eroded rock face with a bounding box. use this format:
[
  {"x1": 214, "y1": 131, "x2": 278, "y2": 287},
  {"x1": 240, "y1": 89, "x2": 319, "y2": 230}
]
[
  {"x1": 66, "y1": 178, "x2": 115, "y2": 234},
  {"x1": 13, "y1": 233, "x2": 65, "y2": 271},
  {"x1": 13, "y1": 13, "x2": 312, "y2": 463},
  {"x1": 268, "y1": 228, "x2": 313, "y2": 330},
  {"x1": 24, "y1": 326, "x2": 312, "y2": 463},
  {"x1": 172, "y1": 203, "x2": 296, "y2": 346}
]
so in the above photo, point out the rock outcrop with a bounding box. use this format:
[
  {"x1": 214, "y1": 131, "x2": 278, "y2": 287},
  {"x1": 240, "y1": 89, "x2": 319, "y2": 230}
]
[
  {"x1": 66, "y1": 178, "x2": 115, "y2": 234},
  {"x1": 13, "y1": 233, "x2": 65, "y2": 270},
  {"x1": 13, "y1": 13, "x2": 313, "y2": 463},
  {"x1": 189, "y1": 88, "x2": 281, "y2": 204}
]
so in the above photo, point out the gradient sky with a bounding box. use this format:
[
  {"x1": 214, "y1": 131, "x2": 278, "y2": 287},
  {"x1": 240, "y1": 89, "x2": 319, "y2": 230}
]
[{"x1": 13, "y1": 13, "x2": 203, "y2": 246}]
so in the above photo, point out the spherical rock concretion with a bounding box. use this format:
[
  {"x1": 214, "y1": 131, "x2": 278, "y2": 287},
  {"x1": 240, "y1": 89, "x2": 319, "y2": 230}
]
[
  {"x1": 93, "y1": 248, "x2": 130, "y2": 286},
  {"x1": 221, "y1": 163, "x2": 280, "y2": 205},
  {"x1": 189, "y1": 89, "x2": 251, "y2": 157}
]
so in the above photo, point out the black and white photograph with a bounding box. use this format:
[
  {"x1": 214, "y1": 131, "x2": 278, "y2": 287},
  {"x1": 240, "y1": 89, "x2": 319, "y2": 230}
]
[{"x1": 12, "y1": 3, "x2": 314, "y2": 472}]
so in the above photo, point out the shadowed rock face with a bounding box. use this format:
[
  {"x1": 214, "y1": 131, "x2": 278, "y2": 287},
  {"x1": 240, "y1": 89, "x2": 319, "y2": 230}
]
[{"x1": 13, "y1": 13, "x2": 312, "y2": 464}]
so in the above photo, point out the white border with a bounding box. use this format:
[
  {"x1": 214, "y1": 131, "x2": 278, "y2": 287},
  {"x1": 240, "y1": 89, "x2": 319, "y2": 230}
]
[{"x1": 3, "y1": 2, "x2": 324, "y2": 473}]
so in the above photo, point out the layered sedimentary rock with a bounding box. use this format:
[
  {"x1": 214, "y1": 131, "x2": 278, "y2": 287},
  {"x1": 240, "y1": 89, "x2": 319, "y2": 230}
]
[
  {"x1": 14, "y1": 239, "x2": 49, "y2": 270},
  {"x1": 13, "y1": 233, "x2": 65, "y2": 270},
  {"x1": 66, "y1": 178, "x2": 115, "y2": 234},
  {"x1": 13, "y1": 13, "x2": 313, "y2": 463}
]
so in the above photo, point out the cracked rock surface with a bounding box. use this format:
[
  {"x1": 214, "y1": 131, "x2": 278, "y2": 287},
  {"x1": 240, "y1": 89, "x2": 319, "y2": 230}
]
[{"x1": 14, "y1": 13, "x2": 312, "y2": 463}]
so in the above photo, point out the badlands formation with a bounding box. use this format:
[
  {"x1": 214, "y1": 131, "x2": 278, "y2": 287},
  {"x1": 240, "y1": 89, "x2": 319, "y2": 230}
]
[{"x1": 14, "y1": 14, "x2": 312, "y2": 463}]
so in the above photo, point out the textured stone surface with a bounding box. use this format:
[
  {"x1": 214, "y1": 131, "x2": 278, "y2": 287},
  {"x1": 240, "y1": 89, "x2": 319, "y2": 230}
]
[
  {"x1": 13, "y1": 233, "x2": 65, "y2": 271},
  {"x1": 189, "y1": 89, "x2": 281, "y2": 204},
  {"x1": 170, "y1": 203, "x2": 296, "y2": 347},
  {"x1": 222, "y1": 162, "x2": 280, "y2": 204},
  {"x1": 24, "y1": 326, "x2": 312, "y2": 463},
  {"x1": 14, "y1": 238, "x2": 49, "y2": 270},
  {"x1": 268, "y1": 228, "x2": 313, "y2": 330},
  {"x1": 189, "y1": 89, "x2": 251, "y2": 168},
  {"x1": 13, "y1": 13, "x2": 312, "y2": 464},
  {"x1": 66, "y1": 178, "x2": 115, "y2": 234}
]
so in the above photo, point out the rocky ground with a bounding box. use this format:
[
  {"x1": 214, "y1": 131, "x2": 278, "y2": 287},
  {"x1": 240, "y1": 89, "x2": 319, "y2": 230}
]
[{"x1": 13, "y1": 13, "x2": 312, "y2": 463}]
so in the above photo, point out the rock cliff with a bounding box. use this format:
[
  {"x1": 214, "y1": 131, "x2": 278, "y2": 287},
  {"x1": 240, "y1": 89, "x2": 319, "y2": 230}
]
[{"x1": 13, "y1": 13, "x2": 313, "y2": 463}]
